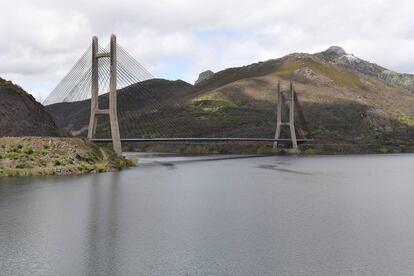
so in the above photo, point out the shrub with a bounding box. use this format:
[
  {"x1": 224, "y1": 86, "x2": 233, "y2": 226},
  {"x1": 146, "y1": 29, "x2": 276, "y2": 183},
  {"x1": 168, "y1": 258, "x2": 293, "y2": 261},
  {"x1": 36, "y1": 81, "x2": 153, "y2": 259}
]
[
  {"x1": 379, "y1": 147, "x2": 389, "y2": 154},
  {"x1": 23, "y1": 146, "x2": 34, "y2": 155},
  {"x1": 184, "y1": 144, "x2": 209, "y2": 155},
  {"x1": 5, "y1": 169, "x2": 20, "y2": 177},
  {"x1": 6, "y1": 152, "x2": 19, "y2": 159},
  {"x1": 114, "y1": 159, "x2": 126, "y2": 170},
  {"x1": 126, "y1": 156, "x2": 138, "y2": 166},
  {"x1": 303, "y1": 148, "x2": 316, "y2": 155},
  {"x1": 15, "y1": 162, "x2": 26, "y2": 169},
  {"x1": 94, "y1": 161, "x2": 108, "y2": 173},
  {"x1": 257, "y1": 145, "x2": 273, "y2": 154},
  {"x1": 78, "y1": 161, "x2": 94, "y2": 172}
]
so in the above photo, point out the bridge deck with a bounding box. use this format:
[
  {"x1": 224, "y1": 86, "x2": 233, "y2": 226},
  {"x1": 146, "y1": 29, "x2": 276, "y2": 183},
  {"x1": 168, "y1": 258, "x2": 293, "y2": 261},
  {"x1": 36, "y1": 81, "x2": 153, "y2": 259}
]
[{"x1": 91, "y1": 138, "x2": 311, "y2": 143}]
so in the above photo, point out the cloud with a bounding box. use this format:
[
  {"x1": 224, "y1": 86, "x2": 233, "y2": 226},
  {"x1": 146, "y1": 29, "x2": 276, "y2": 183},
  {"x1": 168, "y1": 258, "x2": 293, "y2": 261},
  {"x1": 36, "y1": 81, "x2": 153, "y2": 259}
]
[{"x1": 1, "y1": 0, "x2": 414, "y2": 101}]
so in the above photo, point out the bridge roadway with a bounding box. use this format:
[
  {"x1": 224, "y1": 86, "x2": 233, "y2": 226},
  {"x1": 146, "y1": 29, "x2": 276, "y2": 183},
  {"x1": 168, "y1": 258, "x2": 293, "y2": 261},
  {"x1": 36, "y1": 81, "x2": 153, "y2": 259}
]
[{"x1": 91, "y1": 138, "x2": 311, "y2": 144}]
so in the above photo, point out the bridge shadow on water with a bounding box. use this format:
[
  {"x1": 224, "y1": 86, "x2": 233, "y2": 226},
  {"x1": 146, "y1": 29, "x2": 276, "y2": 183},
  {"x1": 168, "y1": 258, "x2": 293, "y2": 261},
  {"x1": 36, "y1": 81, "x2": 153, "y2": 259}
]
[{"x1": 135, "y1": 154, "x2": 270, "y2": 169}]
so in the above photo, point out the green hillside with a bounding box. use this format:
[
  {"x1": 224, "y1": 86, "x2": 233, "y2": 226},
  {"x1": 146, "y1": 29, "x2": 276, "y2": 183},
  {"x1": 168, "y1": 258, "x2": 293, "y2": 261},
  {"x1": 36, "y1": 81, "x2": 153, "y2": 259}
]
[{"x1": 46, "y1": 52, "x2": 414, "y2": 154}]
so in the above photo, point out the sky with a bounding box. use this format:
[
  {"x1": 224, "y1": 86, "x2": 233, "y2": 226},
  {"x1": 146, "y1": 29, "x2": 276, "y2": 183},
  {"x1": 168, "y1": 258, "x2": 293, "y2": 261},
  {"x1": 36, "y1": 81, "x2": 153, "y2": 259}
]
[{"x1": 1, "y1": 0, "x2": 414, "y2": 102}]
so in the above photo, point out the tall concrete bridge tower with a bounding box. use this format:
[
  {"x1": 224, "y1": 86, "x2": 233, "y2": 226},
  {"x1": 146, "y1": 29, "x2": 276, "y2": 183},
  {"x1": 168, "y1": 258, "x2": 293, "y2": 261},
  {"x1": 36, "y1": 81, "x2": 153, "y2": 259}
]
[{"x1": 87, "y1": 35, "x2": 122, "y2": 156}]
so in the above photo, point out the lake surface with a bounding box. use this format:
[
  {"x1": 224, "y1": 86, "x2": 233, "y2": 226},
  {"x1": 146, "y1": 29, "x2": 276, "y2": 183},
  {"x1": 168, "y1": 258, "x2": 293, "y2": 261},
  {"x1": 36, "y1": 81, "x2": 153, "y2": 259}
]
[{"x1": 1, "y1": 154, "x2": 414, "y2": 275}]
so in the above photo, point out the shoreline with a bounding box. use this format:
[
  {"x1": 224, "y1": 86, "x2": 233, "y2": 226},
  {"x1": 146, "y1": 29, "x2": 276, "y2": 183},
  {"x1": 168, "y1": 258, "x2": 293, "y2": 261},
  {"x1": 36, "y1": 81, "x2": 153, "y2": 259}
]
[{"x1": 1, "y1": 136, "x2": 413, "y2": 178}]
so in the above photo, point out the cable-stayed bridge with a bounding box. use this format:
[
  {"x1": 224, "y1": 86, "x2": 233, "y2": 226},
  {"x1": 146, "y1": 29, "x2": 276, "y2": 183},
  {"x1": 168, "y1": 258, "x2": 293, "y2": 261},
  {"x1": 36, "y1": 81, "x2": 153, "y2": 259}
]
[
  {"x1": 44, "y1": 35, "x2": 310, "y2": 156},
  {"x1": 43, "y1": 42, "x2": 153, "y2": 105}
]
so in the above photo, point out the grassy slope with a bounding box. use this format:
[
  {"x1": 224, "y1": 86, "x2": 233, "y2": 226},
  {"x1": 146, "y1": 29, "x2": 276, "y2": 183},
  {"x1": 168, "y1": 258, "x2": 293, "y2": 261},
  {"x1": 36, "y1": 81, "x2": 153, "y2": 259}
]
[{"x1": 0, "y1": 137, "x2": 135, "y2": 177}]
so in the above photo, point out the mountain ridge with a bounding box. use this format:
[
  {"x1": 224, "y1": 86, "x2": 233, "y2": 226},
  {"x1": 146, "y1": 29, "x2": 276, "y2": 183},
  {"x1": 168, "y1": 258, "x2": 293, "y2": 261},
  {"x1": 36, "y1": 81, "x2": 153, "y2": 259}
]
[{"x1": 315, "y1": 46, "x2": 414, "y2": 93}]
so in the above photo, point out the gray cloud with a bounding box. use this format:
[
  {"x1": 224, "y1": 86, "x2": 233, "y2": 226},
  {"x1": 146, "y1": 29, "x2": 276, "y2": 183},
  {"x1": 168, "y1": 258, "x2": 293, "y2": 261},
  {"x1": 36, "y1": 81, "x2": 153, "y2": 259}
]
[{"x1": 1, "y1": 0, "x2": 414, "y2": 101}]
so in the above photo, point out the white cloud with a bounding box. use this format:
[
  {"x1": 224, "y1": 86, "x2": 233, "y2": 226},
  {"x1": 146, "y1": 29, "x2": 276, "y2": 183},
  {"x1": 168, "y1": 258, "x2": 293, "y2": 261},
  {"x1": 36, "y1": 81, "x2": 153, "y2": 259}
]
[{"x1": 1, "y1": 0, "x2": 414, "y2": 101}]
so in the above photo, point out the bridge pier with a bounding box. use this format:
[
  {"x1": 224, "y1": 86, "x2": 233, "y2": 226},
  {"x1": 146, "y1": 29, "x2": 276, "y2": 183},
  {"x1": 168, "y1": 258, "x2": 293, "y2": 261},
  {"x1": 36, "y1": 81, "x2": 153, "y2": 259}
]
[{"x1": 87, "y1": 35, "x2": 122, "y2": 156}]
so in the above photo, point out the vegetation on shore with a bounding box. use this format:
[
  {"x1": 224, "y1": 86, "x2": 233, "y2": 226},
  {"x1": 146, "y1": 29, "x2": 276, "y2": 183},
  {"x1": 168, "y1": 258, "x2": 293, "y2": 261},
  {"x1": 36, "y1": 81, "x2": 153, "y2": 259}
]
[{"x1": 0, "y1": 137, "x2": 137, "y2": 177}]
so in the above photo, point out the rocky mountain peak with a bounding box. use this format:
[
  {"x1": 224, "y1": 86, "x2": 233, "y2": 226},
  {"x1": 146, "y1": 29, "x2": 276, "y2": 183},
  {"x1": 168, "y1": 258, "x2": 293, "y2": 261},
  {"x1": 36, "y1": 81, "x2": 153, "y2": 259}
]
[
  {"x1": 325, "y1": 46, "x2": 347, "y2": 56},
  {"x1": 195, "y1": 70, "x2": 214, "y2": 85}
]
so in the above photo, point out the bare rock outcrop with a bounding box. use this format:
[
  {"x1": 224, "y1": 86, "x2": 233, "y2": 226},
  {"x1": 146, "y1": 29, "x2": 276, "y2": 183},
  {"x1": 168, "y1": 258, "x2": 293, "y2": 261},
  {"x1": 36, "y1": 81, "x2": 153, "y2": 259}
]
[{"x1": 195, "y1": 70, "x2": 215, "y2": 85}]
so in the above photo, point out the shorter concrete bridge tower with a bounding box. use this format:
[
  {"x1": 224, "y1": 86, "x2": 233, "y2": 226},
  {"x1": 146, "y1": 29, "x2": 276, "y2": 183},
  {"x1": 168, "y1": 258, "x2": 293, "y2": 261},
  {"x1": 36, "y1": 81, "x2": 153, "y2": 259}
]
[{"x1": 273, "y1": 81, "x2": 299, "y2": 153}]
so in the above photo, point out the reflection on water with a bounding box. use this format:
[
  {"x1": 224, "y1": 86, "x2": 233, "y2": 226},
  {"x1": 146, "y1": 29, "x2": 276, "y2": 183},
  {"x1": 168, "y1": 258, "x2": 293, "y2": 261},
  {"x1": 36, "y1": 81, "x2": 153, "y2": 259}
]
[
  {"x1": 85, "y1": 173, "x2": 121, "y2": 275},
  {"x1": 1, "y1": 154, "x2": 414, "y2": 275}
]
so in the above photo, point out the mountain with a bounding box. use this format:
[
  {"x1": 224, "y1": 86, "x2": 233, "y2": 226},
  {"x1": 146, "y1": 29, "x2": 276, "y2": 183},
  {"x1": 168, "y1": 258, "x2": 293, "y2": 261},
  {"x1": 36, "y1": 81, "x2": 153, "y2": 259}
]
[
  {"x1": 46, "y1": 49, "x2": 414, "y2": 154},
  {"x1": 0, "y1": 78, "x2": 60, "y2": 137},
  {"x1": 315, "y1": 46, "x2": 414, "y2": 93}
]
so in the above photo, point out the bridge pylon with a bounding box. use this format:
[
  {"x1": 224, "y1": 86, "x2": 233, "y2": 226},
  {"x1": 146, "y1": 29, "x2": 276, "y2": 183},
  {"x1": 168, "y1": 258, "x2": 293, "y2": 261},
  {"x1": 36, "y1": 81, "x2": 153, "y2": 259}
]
[
  {"x1": 273, "y1": 81, "x2": 299, "y2": 153},
  {"x1": 87, "y1": 35, "x2": 122, "y2": 156}
]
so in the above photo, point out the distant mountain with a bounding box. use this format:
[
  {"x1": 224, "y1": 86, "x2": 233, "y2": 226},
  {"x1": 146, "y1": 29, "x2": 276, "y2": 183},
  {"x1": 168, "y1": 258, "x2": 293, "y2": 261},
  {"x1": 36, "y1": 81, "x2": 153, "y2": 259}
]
[
  {"x1": 315, "y1": 46, "x2": 414, "y2": 93},
  {"x1": 46, "y1": 49, "x2": 414, "y2": 153},
  {"x1": 0, "y1": 78, "x2": 60, "y2": 137}
]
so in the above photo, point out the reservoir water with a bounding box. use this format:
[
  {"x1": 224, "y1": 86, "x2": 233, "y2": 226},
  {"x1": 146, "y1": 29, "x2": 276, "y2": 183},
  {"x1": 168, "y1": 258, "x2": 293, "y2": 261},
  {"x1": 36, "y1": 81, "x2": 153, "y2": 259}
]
[{"x1": 1, "y1": 154, "x2": 414, "y2": 275}]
